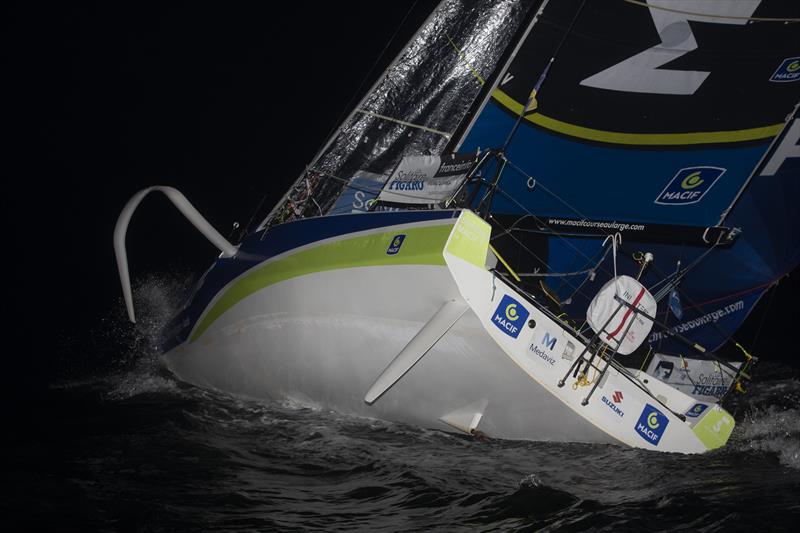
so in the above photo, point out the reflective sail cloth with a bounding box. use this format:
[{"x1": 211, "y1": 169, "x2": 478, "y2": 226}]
[
  {"x1": 261, "y1": 0, "x2": 536, "y2": 227},
  {"x1": 457, "y1": 0, "x2": 799, "y2": 351}
]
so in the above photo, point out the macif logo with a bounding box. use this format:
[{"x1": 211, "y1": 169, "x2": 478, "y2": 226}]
[
  {"x1": 492, "y1": 294, "x2": 529, "y2": 339},
  {"x1": 386, "y1": 234, "x2": 406, "y2": 255},
  {"x1": 685, "y1": 403, "x2": 708, "y2": 418},
  {"x1": 654, "y1": 167, "x2": 725, "y2": 206},
  {"x1": 635, "y1": 403, "x2": 669, "y2": 446},
  {"x1": 770, "y1": 57, "x2": 800, "y2": 83}
]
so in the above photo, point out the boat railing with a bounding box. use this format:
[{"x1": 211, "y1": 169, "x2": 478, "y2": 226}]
[
  {"x1": 493, "y1": 268, "x2": 686, "y2": 420},
  {"x1": 113, "y1": 186, "x2": 237, "y2": 323}
]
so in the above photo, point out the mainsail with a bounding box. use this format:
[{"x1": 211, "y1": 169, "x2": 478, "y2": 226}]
[{"x1": 453, "y1": 0, "x2": 799, "y2": 352}]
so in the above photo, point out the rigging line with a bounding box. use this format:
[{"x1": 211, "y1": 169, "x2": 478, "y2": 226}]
[
  {"x1": 750, "y1": 284, "x2": 777, "y2": 348},
  {"x1": 504, "y1": 157, "x2": 604, "y2": 236},
  {"x1": 687, "y1": 276, "x2": 781, "y2": 309},
  {"x1": 641, "y1": 243, "x2": 753, "y2": 350},
  {"x1": 622, "y1": 0, "x2": 800, "y2": 23},
  {"x1": 719, "y1": 102, "x2": 799, "y2": 226},
  {"x1": 501, "y1": 0, "x2": 588, "y2": 152},
  {"x1": 563, "y1": 245, "x2": 613, "y2": 304},
  {"x1": 452, "y1": 0, "x2": 553, "y2": 152},
  {"x1": 490, "y1": 214, "x2": 592, "y2": 297},
  {"x1": 518, "y1": 244, "x2": 611, "y2": 278},
  {"x1": 443, "y1": 31, "x2": 485, "y2": 85},
  {"x1": 354, "y1": 109, "x2": 452, "y2": 139},
  {"x1": 489, "y1": 214, "x2": 550, "y2": 271},
  {"x1": 323, "y1": 0, "x2": 422, "y2": 147},
  {"x1": 487, "y1": 182, "x2": 616, "y2": 279},
  {"x1": 648, "y1": 243, "x2": 718, "y2": 298}
]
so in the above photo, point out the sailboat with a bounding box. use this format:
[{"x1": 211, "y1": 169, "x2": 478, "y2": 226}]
[{"x1": 114, "y1": 0, "x2": 799, "y2": 453}]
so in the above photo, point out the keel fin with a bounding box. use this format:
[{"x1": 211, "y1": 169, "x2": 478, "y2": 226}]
[
  {"x1": 439, "y1": 398, "x2": 489, "y2": 434},
  {"x1": 364, "y1": 299, "x2": 469, "y2": 404}
]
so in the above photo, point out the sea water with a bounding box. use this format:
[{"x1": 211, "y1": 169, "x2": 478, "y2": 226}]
[{"x1": 7, "y1": 275, "x2": 799, "y2": 531}]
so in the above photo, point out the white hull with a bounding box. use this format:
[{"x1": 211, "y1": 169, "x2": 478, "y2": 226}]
[
  {"x1": 161, "y1": 211, "x2": 735, "y2": 453},
  {"x1": 165, "y1": 264, "x2": 612, "y2": 443}
]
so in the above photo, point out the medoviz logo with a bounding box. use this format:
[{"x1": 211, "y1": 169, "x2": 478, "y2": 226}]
[
  {"x1": 770, "y1": 57, "x2": 800, "y2": 82},
  {"x1": 492, "y1": 294, "x2": 529, "y2": 339},
  {"x1": 655, "y1": 167, "x2": 725, "y2": 206},
  {"x1": 542, "y1": 331, "x2": 557, "y2": 350},
  {"x1": 635, "y1": 403, "x2": 669, "y2": 446}
]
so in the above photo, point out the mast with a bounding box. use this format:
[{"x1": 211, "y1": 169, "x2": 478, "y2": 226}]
[{"x1": 718, "y1": 101, "x2": 800, "y2": 226}]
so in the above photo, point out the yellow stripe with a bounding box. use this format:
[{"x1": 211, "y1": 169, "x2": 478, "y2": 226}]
[
  {"x1": 491, "y1": 88, "x2": 782, "y2": 146},
  {"x1": 489, "y1": 243, "x2": 521, "y2": 282}
]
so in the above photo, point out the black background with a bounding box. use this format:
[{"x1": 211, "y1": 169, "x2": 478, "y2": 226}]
[
  {"x1": 4, "y1": 0, "x2": 798, "y2": 404},
  {"x1": 5, "y1": 1, "x2": 437, "y2": 398}
]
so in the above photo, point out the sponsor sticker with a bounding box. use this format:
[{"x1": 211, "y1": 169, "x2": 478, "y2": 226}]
[
  {"x1": 655, "y1": 360, "x2": 674, "y2": 380},
  {"x1": 654, "y1": 167, "x2": 725, "y2": 206},
  {"x1": 770, "y1": 57, "x2": 800, "y2": 83},
  {"x1": 601, "y1": 390, "x2": 625, "y2": 418},
  {"x1": 492, "y1": 294, "x2": 529, "y2": 339},
  {"x1": 685, "y1": 403, "x2": 709, "y2": 418},
  {"x1": 634, "y1": 403, "x2": 669, "y2": 446},
  {"x1": 528, "y1": 332, "x2": 557, "y2": 365},
  {"x1": 561, "y1": 340, "x2": 575, "y2": 361},
  {"x1": 386, "y1": 234, "x2": 406, "y2": 255}
]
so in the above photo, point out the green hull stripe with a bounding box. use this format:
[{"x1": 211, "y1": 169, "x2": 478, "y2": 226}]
[{"x1": 189, "y1": 222, "x2": 454, "y2": 342}]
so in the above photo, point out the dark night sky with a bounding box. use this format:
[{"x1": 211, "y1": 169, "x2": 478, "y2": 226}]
[
  {"x1": 5, "y1": 1, "x2": 437, "y2": 393},
  {"x1": 4, "y1": 0, "x2": 798, "y2": 399}
]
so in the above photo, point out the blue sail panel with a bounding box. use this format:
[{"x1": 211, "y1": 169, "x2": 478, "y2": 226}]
[{"x1": 462, "y1": 102, "x2": 770, "y2": 227}]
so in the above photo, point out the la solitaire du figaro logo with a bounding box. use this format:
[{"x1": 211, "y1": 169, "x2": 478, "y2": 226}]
[
  {"x1": 492, "y1": 294, "x2": 530, "y2": 339},
  {"x1": 654, "y1": 166, "x2": 725, "y2": 206},
  {"x1": 770, "y1": 57, "x2": 800, "y2": 83},
  {"x1": 634, "y1": 403, "x2": 670, "y2": 446}
]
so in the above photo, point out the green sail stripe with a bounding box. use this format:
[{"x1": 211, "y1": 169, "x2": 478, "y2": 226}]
[{"x1": 189, "y1": 223, "x2": 454, "y2": 342}]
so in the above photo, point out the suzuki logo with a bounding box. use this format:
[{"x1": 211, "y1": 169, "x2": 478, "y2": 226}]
[{"x1": 612, "y1": 391, "x2": 623, "y2": 403}]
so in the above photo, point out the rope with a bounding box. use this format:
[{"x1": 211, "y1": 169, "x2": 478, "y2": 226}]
[
  {"x1": 637, "y1": 346, "x2": 653, "y2": 375},
  {"x1": 504, "y1": 156, "x2": 596, "y2": 228},
  {"x1": 489, "y1": 243, "x2": 521, "y2": 282},
  {"x1": 444, "y1": 31, "x2": 485, "y2": 85},
  {"x1": 623, "y1": 0, "x2": 800, "y2": 23},
  {"x1": 485, "y1": 182, "x2": 614, "y2": 275},
  {"x1": 355, "y1": 109, "x2": 452, "y2": 139},
  {"x1": 518, "y1": 266, "x2": 598, "y2": 278},
  {"x1": 751, "y1": 281, "x2": 779, "y2": 348}
]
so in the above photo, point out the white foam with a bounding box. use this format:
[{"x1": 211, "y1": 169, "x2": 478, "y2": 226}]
[{"x1": 735, "y1": 405, "x2": 800, "y2": 470}]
